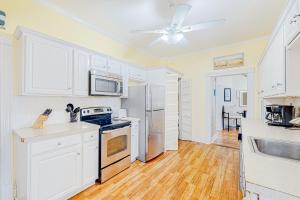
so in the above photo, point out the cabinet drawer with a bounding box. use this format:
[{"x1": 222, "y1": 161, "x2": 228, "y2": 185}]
[
  {"x1": 31, "y1": 134, "x2": 81, "y2": 156},
  {"x1": 83, "y1": 131, "x2": 99, "y2": 142}
]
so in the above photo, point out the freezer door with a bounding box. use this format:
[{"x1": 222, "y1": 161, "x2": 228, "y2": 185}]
[
  {"x1": 146, "y1": 84, "x2": 165, "y2": 111},
  {"x1": 146, "y1": 109, "x2": 165, "y2": 161}
]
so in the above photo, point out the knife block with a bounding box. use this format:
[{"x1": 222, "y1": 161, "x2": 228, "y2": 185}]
[{"x1": 32, "y1": 115, "x2": 49, "y2": 129}]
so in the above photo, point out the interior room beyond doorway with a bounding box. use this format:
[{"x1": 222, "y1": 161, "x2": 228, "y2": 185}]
[{"x1": 212, "y1": 74, "x2": 248, "y2": 149}]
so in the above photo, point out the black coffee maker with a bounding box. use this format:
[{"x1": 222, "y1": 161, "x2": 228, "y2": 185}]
[{"x1": 265, "y1": 105, "x2": 295, "y2": 127}]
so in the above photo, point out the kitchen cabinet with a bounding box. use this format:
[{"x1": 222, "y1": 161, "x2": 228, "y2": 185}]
[
  {"x1": 128, "y1": 66, "x2": 146, "y2": 82},
  {"x1": 107, "y1": 58, "x2": 122, "y2": 75},
  {"x1": 16, "y1": 32, "x2": 73, "y2": 96},
  {"x1": 130, "y1": 120, "x2": 139, "y2": 162},
  {"x1": 73, "y1": 49, "x2": 90, "y2": 96},
  {"x1": 83, "y1": 140, "x2": 99, "y2": 186},
  {"x1": 31, "y1": 144, "x2": 82, "y2": 200},
  {"x1": 121, "y1": 64, "x2": 129, "y2": 98},
  {"x1": 90, "y1": 54, "x2": 107, "y2": 72},
  {"x1": 284, "y1": 0, "x2": 300, "y2": 45},
  {"x1": 259, "y1": 25, "x2": 285, "y2": 97},
  {"x1": 14, "y1": 125, "x2": 99, "y2": 200}
]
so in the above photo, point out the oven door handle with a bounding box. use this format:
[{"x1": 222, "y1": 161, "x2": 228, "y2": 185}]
[{"x1": 102, "y1": 126, "x2": 131, "y2": 134}]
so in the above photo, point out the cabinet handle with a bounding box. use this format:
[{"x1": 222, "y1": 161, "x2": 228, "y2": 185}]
[
  {"x1": 77, "y1": 152, "x2": 80, "y2": 155},
  {"x1": 272, "y1": 85, "x2": 276, "y2": 89},
  {"x1": 57, "y1": 142, "x2": 62, "y2": 146},
  {"x1": 90, "y1": 135, "x2": 94, "y2": 138},
  {"x1": 277, "y1": 83, "x2": 283, "y2": 86}
]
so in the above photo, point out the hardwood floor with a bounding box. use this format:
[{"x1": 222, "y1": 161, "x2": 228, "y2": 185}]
[
  {"x1": 70, "y1": 141, "x2": 242, "y2": 200},
  {"x1": 212, "y1": 129, "x2": 239, "y2": 149}
]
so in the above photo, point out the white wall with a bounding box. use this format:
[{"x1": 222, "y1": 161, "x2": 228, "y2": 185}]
[
  {"x1": 12, "y1": 96, "x2": 120, "y2": 129},
  {"x1": 215, "y1": 75, "x2": 247, "y2": 131}
]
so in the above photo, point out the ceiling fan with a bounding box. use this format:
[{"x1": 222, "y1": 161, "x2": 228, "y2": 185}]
[{"x1": 132, "y1": 4, "x2": 226, "y2": 44}]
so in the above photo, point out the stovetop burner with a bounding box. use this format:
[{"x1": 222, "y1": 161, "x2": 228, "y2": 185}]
[{"x1": 80, "y1": 107, "x2": 131, "y2": 131}]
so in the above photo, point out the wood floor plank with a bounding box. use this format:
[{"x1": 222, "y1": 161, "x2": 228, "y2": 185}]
[{"x1": 70, "y1": 141, "x2": 242, "y2": 200}]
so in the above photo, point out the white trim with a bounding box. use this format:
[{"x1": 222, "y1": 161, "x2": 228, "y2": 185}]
[
  {"x1": 0, "y1": 35, "x2": 13, "y2": 200},
  {"x1": 206, "y1": 67, "x2": 255, "y2": 143}
]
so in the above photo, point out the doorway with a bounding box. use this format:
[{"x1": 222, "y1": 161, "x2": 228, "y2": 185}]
[
  {"x1": 206, "y1": 68, "x2": 255, "y2": 148},
  {"x1": 213, "y1": 74, "x2": 248, "y2": 149}
]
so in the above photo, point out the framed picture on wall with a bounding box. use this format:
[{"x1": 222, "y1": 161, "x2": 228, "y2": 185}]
[{"x1": 224, "y1": 88, "x2": 231, "y2": 102}]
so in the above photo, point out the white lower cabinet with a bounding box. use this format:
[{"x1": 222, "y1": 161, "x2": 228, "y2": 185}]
[
  {"x1": 83, "y1": 141, "x2": 99, "y2": 186},
  {"x1": 31, "y1": 145, "x2": 82, "y2": 200},
  {"x1": 14, "y1": 131, "x2": 99, "y2": 200},
  {"x1": 130, "y1": 120, "x2": 139, "y2": 162}
]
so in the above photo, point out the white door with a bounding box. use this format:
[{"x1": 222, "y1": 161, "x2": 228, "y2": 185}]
[
  {"x1": 30, "y1": 145, "x2": 82, "y2": 200},
  {"x1": 90, "y1": 54, "x2": 107, "y2": 72},
  {"x1": 73, "y1": 49, "x2": 90, "y2": 96},
  {"x1": 83, "y1": 141, "x2": 99, "y2": 185},
  {"x1": 24, "y1": 35, "x2": 73, "y2": 95},
  {"x1": 165, "y1": 73, "x2": 179, "y2": 150},
  {"x1": 180, "y1": 79, "x2": 192, "y2": 141}
]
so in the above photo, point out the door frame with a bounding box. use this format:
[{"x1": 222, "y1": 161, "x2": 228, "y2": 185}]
[
  {"x1": 0, "y1": 34, "x2": 13, "y2": 200},
  {"x1": 206, "y1": 67, "x2": 255, "y2": 143}
]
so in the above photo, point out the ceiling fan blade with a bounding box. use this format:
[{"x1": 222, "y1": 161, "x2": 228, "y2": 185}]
[
  {"x1": 181, "y1": 19, "x2": 226, "y2": 33},
  {"x1": 170, "y1": 4, "x2": 192, "y2": 29},
  {"x1": 131, "y1": 29, "x2": 167, "y2": 34}
]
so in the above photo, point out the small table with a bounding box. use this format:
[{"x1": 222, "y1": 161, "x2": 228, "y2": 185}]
[{"x1": 223, "y1": 114, "x2": 242, "y2": 132}]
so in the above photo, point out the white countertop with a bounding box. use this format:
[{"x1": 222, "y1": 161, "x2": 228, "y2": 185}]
[
  {"x1": 242, "y1": 119, "x2": 300, "y2": 197},
  {"x1": 14, "y1": 122, "x2": 100, "y2": 143}
]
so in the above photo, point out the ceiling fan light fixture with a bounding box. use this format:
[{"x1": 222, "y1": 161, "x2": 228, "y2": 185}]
[{"x1": 161, "y1": 34, "x2": 169, "y2": 41}]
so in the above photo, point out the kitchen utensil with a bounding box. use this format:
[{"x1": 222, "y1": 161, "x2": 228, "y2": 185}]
[
  {"x1": 66, "y1": 103, "x2": 74, "y2": 112},
  {"x1": 32, "y1": 108, "x2": 52, "y2": 129}
]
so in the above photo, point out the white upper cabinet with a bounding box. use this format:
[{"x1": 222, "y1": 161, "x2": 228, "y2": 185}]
[
  {"x1": 128, "y1": 66, "x2": 146, "y2": 81},
  {"x1": 284, "y1": 0, "x2": 300, "y2": 45},
  {"x1": 121, "y1": 64, "x2": 129, "y2": 98},
  {"x1": 90, "y1": 54, "x2": 108, "y2": 72},
  {"x1": 73, "y1": 49, "x2": 90, "y2": 96},
  {"x1": 19, "y1": 33, "x2": 73, "y2": 96},
  {"x1": 107, "y1": 58, "x2": 122, "y2": 75}
]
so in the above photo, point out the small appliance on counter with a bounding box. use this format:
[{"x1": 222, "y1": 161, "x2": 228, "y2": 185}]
[
  {"x1": 80, "y1": 107, "x2": 131, "y2": 183},
  {"x1": 265, "y1": 105, "x2": 295, "y2": 127}
]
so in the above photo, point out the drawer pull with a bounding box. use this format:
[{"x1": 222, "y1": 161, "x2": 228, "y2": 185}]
[
  {"x1": 77, "y1": 152, "x2": 80, "y2": 155},
  {"x1": 57, "y1": 142, "x2": 62, "y2": 146},
  {"x1": 90, "y1": 135, "x2": 94, "y2": 138}
]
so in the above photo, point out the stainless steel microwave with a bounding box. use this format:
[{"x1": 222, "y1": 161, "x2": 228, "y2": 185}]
[{"x1": 89, "y1": 69, "x2": 123, "y2": 96}]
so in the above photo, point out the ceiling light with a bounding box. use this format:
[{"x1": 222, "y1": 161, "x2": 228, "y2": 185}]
[
  {"x1": 160, "y1": 33, "x2": 184, "y2": 44},
  {"x1": 160, "y1": 34, "x2": 169, "y2": 41}
]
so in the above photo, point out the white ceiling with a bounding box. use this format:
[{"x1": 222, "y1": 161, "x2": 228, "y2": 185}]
[{"x1": 43, "y1": 0, "x2": 288, "y2": 58}]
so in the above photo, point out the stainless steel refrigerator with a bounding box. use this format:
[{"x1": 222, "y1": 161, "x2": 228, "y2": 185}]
[{"x1": 121, "y1": 84, "x2": 165, "y2": 162}]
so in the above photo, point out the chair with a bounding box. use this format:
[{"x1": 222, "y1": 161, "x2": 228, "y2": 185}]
[{"x1": 222, "y1": 106, "x2": 230, "y2": 132}]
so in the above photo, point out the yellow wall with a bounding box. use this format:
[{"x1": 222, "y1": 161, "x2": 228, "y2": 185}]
[
  {"x1": 1, "y1": 0, "x2": 268, "y2": 143},
  {"x1": 1, "y1": 0, "x2": 165, "y2": 67},
  {"x1": 165, "y1": 37, "x2": 268, "y2": 142}
]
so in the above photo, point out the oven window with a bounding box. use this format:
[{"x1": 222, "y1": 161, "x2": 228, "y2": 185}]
[
  {"x1": 95, "y1": 78, "x2": 118, "y2": 93},
  {"x1": 107, "y1": 135, "x2": 127, "y2": 156}
]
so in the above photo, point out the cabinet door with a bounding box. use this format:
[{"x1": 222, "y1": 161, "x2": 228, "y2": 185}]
[
  {"x1": 130, "y1": 122, "x2": 139, "y2": 162},
  {"x1": 284, "y1": 1, "x2": 300, "y2": 45},
  {"x1": 83, "y1": 141, "x2": 99, "y2": 186},
  {"x1": 30, "y1": 145, "x2": 82, "y2": 200},
  {"x1": 270, "y1": 26, "x2": 286, "y2": 95},
  {"x1": 73, "y1": 49, "x2": 90, "y2": 96},
  {"x1": 121, "y1": 64, "x2": 129, "y2": 98},
  {"x1": 24, "y1": 35, "x2": 73, "y2": 95},
  {"x1": 107, "y1": 58, "x2": 121, "y2": 75},
  {"x1": 128, "y1": 66, "x2": 146, "y2": 81},
  {"x1": 90, "y1": 54, "x2": 107, "y2": 72}
]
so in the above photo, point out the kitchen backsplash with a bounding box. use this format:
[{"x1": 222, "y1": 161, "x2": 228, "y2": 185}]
[{"x1": 12, "y1": 96, "x2": 121, "y2": 129}]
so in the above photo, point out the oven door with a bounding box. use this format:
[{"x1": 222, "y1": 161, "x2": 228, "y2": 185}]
[
  {"x1": 101, "y1": 126, "x2": 131, "y2": 168},
  {"x1": 90, "y1": 73, "x2": 122, "y2": 96}
]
